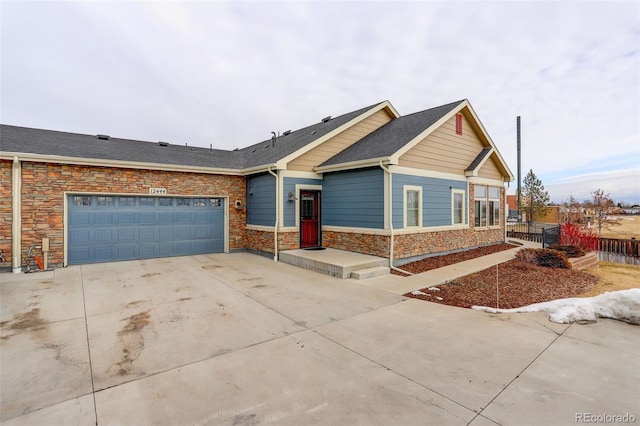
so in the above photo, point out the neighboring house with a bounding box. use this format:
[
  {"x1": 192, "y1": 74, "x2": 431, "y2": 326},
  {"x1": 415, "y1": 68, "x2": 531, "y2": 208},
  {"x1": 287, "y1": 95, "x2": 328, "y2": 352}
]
[{"x1": 1, "y1": 99, "x2": 513, "y2": 272}]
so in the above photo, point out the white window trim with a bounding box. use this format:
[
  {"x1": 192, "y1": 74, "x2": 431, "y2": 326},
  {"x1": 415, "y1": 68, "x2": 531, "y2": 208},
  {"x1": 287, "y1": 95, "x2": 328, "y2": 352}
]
[
  {"x1": 403, "y1": 185, "x2": 422, "y2": 228},
  {"x1": 474, "y1": 185, "x2": 501, "y2": 229},
  {"x1": 451, "y1": 189, "x2": 466, "y2": 225}
]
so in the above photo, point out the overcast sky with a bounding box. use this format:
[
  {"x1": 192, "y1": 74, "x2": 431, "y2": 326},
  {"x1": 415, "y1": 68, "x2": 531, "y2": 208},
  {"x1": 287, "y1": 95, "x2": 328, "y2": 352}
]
[{"x1": 2, "y1": 1, "x2": 639, "y2": 204}]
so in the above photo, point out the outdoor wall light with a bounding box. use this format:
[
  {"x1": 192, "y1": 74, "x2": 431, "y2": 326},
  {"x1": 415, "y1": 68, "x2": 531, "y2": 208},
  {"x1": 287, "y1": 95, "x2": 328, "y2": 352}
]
[
  {"x1": 235, "y1": 200, "x2": 243, "y2": 209},
  {"x1": 288, "y1": 191, "x2": 297, "y2": 201}
]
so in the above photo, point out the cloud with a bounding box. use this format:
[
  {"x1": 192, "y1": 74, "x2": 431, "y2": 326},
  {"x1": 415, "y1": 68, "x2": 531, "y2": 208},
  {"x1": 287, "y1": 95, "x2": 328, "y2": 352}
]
[
  {"x1": 1, "y1": 1, "x2": 638, "y2": 203},
  {"x1": 545, "y1": 168, "x2": 640, "y2": 204}
]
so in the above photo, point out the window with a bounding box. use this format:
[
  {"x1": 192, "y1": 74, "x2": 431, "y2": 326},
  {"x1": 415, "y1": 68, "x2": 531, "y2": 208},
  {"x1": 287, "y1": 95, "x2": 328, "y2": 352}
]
[
  {"x1": 455, "y1": 113, "x2": 463, "y2": 135},
  {"x1": 452, "y1": 190, "x2": 465, "y2": 225},
  {"x1": 119, "y1": 197, "x2": 134, "y2": 207},
  {"x1": 193, "y1": 198, "x2": 206, "y2": 207},
  {"x1": 404, "y1": 185, "x2": 422, "y2": 228},
  {"x1": 209, "y1": 198, "x2": 221, "y2": 207},
  {"x1": 73, "y1": 196, "x2": 92, "y2": 206},
  {"x1": 139, "y1": 197, "x2": 155, "y2": 206},
  {"x1": 474, "y1": 185, "x2": 501, "y2": 227},
  {"x1": 177, "y1": 198, "x2": 190, "y2": 207},
  {"x1": 159, "y1": 198, "x2": 173, "y2": 207},
  {"x1": 489, "y1": 187, "x2": 500, "y2": 226},
  {"x1": 96, "y1": 196, "x2": 114, "y2": 206}
]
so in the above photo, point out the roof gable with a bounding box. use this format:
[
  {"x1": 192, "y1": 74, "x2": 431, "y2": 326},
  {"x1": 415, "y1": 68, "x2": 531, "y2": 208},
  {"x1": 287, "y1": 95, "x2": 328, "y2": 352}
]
[
  {"x1": 317, "y1": 99, "x2": 514, "y2": 182},
  {"x1": 317, "y1": 100, "x2": 464, "y2": 169}
]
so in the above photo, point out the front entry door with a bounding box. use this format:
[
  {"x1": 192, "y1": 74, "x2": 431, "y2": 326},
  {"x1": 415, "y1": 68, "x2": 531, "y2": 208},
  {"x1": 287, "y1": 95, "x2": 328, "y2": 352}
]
[{"x1": 300, "y1": 191, "x2": 320, "y2": 248}]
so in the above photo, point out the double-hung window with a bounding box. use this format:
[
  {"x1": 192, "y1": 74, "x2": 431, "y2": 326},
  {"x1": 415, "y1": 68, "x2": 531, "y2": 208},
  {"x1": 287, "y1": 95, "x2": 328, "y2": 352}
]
[
  {"x1": 404, "y1": 185, "x2": 422, "y2": 228},
  {"x1": 488, "y1": 187, "x2": 500, "y2": 226},
  {"x1": 474, "y1": 185, "x2": 501, "y2": 227},
  {"x1": 452, "y1": 189, "x2": 465, "y2": 225}
]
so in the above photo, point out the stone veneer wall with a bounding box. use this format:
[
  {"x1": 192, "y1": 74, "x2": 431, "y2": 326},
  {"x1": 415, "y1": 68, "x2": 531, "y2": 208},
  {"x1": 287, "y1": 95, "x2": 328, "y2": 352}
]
[
  {"x1": 246, "y1": 228, "x2": 299, "y2": 255},
  {"x1": 13, "y1": 162, "x2": 246, "y2": 268},
  {"x1": 0, "y1": 160, "x2": 12, "y2": 266},
  {"x1": 322, "y1": 230, "x2": 390, "y2": 258}
]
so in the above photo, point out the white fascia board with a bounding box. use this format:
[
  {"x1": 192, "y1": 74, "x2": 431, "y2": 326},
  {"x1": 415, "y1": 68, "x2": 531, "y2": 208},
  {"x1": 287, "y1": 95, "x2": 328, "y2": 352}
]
[
  {"x1": 389, "y1": 100, "x2": 469, "y2": 164},
  {"x1": 314, "y1": 157, "x2": 391, "y2": 173},
  {"x1": 280, "y1": 170, "x2": 323, "y2": 179},
  {"x1": 275, "y1": 101, "x2": 399, "y2": 169},
  {"x1": 241, "y1": 163, "x2": 279, "y2": 175},
  {"x1": 389, "y1": 165, "x2": 468, "y2": 182},
  {"x1": 1, "y1": 152, "x2": 245, "y2": 176},
  {"x1": 468, "y1": 176, "x2": 509, "y2": 186},
  {"x1": 460, "y1": 103, "x2": 515, "y2": 182}
]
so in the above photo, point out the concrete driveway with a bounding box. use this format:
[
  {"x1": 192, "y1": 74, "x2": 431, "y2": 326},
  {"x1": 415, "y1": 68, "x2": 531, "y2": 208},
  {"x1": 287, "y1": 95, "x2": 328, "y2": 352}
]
[{"x1": 1, "y1": 253, "x2": 638, "y2": 425}]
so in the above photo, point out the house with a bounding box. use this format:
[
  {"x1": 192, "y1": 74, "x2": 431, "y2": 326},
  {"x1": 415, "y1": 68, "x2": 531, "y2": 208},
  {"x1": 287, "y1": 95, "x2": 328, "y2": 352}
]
[{"x1": 1, "y1": 99, "x2": 513, "y2": 273}]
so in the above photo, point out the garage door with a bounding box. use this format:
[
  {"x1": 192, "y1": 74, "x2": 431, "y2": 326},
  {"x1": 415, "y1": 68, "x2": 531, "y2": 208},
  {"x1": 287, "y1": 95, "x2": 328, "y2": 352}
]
[{"x1": 67, "y1": 195, "x2": 225, "y2": 265}]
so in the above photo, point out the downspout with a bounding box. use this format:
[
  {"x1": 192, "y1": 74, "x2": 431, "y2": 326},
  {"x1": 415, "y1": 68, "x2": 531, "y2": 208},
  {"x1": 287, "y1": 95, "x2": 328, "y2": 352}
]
[
  {"x1": 12, "y1": 157, "x2": 22, "y2": 273},
  {"x1": 267, "y1": 165, "x2": 279, "y2": 261},
  {"x1": 379, "y1": 162, "x2": 413, "y2": 276}
]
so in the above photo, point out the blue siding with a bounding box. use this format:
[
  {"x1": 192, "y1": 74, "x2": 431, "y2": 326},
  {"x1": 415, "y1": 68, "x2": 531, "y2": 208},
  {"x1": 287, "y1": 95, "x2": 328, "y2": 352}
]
[
  {"x1": 392, "y1": 174, "x2": 467, "y2": 228},
  {"x1": 246, "y1": 174, "x2": 276, "y2": 226},
  {"x1": 323, "y1": 168, "x2": 384, "y2": 229},
  {"x1": 283, "y1": 177, "x2": 322, "y2": 227}
]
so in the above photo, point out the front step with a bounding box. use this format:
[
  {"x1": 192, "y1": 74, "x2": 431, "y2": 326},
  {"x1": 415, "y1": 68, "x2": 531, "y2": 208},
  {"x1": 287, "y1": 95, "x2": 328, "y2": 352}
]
[
  {"x1": 350, "y1": 266, "x2": 390, "y2": 280},
  {"x1": 279, "y1": 248, "x2": 388, "y2": 279}
]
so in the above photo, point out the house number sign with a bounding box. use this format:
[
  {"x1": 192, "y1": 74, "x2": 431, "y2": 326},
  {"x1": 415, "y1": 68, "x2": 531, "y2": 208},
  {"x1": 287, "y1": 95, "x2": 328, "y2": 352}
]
[{"x1": 149, "y1": 187, "x2": 167, "y2": 195}]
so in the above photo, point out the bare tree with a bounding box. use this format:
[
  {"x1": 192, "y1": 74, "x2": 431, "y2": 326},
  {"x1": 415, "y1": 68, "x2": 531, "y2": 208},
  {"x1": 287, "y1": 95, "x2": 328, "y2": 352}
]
[
  {"x1": 585, "y1": 189, "x2": 622, "y2": 237},
  {"x1": 560, "y1": 195, "x2": 582, "y2": 224}
]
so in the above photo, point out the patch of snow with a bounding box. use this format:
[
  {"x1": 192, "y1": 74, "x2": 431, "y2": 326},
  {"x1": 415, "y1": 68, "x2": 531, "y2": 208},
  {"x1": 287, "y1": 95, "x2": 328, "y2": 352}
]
[
  {"x1": 472, "y1": 289, "x2": 640, "y2": 325},
  {"x1": 435, "y1": 296, "x2": 443, "y2": 301},
  {"x1": 427, "y1": 287, "x2": 441, "y2": 292},
  {"x1": 411, "y1": 290, "x2": 430, "y2": 296}
]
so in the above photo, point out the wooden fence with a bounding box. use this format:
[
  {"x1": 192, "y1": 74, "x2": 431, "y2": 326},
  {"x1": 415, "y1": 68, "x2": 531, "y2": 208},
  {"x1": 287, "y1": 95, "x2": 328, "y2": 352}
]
[{"x1": 598, "y1": 237, "x2": 640, "y2": 265}]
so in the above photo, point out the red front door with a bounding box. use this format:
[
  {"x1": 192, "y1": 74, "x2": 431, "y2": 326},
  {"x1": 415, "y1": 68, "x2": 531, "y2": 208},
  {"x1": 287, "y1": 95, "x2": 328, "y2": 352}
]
[{"x1": 300, "y1": 191, "x2": 320, "y2": 248}]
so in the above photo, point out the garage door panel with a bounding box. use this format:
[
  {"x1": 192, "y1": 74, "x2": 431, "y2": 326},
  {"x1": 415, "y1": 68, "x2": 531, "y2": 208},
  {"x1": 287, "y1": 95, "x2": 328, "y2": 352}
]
[
  {"x1": 137, "y1": 228, "x2": 155, "y2": 240},
  {"x1": 118, "y1": 229, "x2": 136, "y2": 241},
  {"x1": 68, "y1": 196, "x2": 225, "y2": 265},
  {"x1": 94, "y1": 230, "x2": 113, "y2": 242},
  {"x1": 70, "y1": 212, "x2": 91, "y2": 226},
  {"x1": 95, "y1": 246, "x2": 115, "y2": 261}
]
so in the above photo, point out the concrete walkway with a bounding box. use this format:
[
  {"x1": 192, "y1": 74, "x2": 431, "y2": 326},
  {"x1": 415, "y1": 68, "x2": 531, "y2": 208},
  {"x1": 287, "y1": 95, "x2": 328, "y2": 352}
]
[
  {"x1": 360, "y1": 239, "x2": 542, "y2": 295},
  {"x1": 1, "y1": 250, "x2": 638, "y2": 425}
]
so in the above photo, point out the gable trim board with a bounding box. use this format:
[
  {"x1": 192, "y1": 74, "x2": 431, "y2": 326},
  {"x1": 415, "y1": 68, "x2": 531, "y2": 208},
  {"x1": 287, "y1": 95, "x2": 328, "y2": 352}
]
[
  {"x1": 2, "y1": 99, "x2": 513, "y2": 270},
  {"x1": 274, "y1": 101, "x2": 400, "y2": 170}
]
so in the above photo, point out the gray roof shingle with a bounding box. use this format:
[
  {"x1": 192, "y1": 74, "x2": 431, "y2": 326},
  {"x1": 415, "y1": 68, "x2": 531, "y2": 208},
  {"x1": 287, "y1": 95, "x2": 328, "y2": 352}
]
[
  {"x1": 320, "y1": 100, "x2": 465, "y2": 167},
  {"x1": 240, "y1": 102, "x2": 384, "y2": 169},
  {"x1": 0, "y1": 102, "x2": 385, "y2": 171},
  {"x1": 0, "y1": 125, "x2": 245, "y2": 169}
]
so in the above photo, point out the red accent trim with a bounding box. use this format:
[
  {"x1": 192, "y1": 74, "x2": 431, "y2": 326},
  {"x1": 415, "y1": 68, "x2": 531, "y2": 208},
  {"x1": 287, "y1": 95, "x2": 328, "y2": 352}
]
[{"x1": 455, "y1": 114, "x2": 463, "y2": 135}]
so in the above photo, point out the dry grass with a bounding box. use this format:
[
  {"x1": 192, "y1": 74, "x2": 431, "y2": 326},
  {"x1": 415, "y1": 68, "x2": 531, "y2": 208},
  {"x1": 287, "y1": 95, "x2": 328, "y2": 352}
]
[
  {"x1": 600, "y1": 215, "x2": 640, "y2": 239},
  {"x1": 579, "y1": 262, "x2": 640, "y2": 297}
]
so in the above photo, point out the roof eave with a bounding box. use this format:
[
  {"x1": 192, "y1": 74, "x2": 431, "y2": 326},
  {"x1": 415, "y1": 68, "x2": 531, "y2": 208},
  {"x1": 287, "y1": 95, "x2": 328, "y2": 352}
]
[
  {"x1": 0, "y1": 151, "x2": 245, "y2": 176},
  {"x1": 314, "y1": 157, "x2": 392, "y2": 173}
]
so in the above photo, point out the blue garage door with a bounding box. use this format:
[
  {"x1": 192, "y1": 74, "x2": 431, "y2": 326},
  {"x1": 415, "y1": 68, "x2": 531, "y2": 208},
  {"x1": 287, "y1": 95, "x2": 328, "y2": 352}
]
[{"x1": 68, "y1": 195, "x2": 225, "y2": 265}]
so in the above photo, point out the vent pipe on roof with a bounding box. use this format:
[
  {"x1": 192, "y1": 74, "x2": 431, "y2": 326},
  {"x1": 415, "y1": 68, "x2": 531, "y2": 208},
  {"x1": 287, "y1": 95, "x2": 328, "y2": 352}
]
[
  {"x1": 283, "y1": 130, "x2": 291, "y2": 136},
  {"x1": 271, "y1": 131, "x2": 277, "y2": 147},
  {"x1": 96, "y1": 134, "x2": 110, "y2": 140},
  {"x1": 321, "y1": 116, "x2": 331, "y2": 123},
  {"x1": 158, "y1": 141, "x2": 169, "y2": 147}
]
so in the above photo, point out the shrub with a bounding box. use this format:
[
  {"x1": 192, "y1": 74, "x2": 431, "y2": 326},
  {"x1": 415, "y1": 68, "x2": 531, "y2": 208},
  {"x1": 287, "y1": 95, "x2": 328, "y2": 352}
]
[
  {"x1": 535, "y1": 249, "x2": 571, "y2": 269},
  {"x1": 515, "y1": 248, "x2": 571, "y2": 269},
  {"x1": 549, "y1": 244, "x2": 586, "y2": 258},
  {"x1": 560, "y1": 223, "x2": 599, "y2": 251}
]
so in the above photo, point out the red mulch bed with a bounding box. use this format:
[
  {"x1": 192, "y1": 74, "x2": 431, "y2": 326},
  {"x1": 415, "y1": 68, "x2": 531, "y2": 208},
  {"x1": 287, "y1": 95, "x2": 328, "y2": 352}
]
[
  {"x1": 404, "y1": 260, "x2": 598, "y2": 309},
  {"x1": 393, "y1": 243, "x2": 515, "y2": 275}
]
